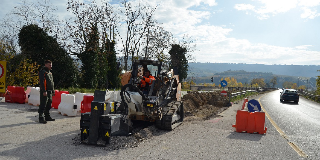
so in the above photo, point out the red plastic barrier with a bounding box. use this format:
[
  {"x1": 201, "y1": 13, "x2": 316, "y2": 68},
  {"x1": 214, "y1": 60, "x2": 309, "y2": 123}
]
[
  {"x1": 5, "y1": 86, "x2": 15, "y2": 103},
  {"x1": 51, "y1": 90, "x2": 69, "y2": 109},
  {"x1": 81, "y1": 95, "x2": 94, "y2": 113},
  {"x1": 232, "y1": 110, "x2": 267, "y2": 134},
  {"x1": 52, "y1": 90, "x2": 60, "y2": 109},
  {"x1": 14, "y1": 86, "x2": 26, "y2": 104},
  {"x1": 241, "y1": 98, "x2": 248, "y2": 110}
]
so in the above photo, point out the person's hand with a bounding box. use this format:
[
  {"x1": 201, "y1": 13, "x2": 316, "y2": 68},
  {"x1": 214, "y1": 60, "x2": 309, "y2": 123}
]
[{"x1": 43, "y1": 92, "x2": 47, "y2": 96}]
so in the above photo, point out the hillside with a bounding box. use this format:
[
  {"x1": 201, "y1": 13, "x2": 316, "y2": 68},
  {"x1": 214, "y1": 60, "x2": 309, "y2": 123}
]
[
  {"x1": 188, "y1": 62, "x2": 320, "y2": 78},
  {"x1": 187, "y1": 63, "x2": 318, "y2": 89}
]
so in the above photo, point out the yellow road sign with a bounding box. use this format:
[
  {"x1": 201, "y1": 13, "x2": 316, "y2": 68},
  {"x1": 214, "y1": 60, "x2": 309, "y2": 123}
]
[{"x1": 0, "y1": 61, "x2": 6, "y2": 93}]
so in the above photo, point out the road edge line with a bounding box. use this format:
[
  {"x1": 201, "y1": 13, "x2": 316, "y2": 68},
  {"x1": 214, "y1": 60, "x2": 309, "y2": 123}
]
[{"x1": 258, "y1": 94, "x2": 308, "y2": 158}]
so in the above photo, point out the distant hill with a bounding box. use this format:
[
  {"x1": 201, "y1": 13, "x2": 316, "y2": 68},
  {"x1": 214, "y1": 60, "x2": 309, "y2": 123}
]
[
  {"x1": 188, "y1": 62, "x2": 320, "y2": 78},
  {"x1": 187, "y1": 63, "x2": 319, "y2": 89}
]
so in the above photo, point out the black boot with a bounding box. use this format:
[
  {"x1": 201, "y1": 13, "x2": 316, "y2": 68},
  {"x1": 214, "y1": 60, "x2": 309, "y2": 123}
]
[
  {"x1": 45, "y1": 116, "x2": 55, "y2": 121},
  {"x1": 39, "y1": 116, "x2": 47, "y2": 124}
]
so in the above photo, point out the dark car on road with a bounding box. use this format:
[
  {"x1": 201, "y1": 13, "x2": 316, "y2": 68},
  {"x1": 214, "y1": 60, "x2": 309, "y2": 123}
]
[{"x1": 280, "y1": 89, "x2": 299, "y2": 103}]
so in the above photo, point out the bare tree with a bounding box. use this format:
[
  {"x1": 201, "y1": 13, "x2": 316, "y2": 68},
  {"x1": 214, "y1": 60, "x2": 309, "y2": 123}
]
[
  {"x1": 116, "y1": 0, "x2": 161, "y2": 70},
  {"x1": 143, "y1": 26, "x2": 173, "y2": 61},
  {"x1": 0, "y1": 0, "x2": 60, "y2": 52},
  {"x1": 65, "y1": 0, "x2": 117, "y2": 55}
]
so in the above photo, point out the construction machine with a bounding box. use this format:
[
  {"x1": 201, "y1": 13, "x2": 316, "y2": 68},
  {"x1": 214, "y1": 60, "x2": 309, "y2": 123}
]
[{"x1": 80, "y1": 60, "x2": 184, "y2": 145}]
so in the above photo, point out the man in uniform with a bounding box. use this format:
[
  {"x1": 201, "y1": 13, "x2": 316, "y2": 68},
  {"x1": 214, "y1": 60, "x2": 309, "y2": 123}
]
[
  {"x1": 38, "y1": 60, "x2": 55, "y2": 124},
  {"x1": 140, "y1": 70, "x2": 155, "y2": 95}
]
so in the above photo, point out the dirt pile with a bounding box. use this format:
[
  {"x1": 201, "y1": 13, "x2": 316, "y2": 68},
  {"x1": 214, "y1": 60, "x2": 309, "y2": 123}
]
[{"x1": 183, "y1": 91, "x2": 230, "y2": 120}]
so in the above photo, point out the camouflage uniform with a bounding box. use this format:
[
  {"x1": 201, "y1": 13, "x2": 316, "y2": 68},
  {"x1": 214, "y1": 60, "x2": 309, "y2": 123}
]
[{"x1": 38, "y1": 66, "x2": 55, "y2": 123}]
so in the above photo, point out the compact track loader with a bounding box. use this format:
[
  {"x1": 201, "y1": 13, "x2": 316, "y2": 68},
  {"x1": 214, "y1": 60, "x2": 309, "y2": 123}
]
[{"x1": 80, "y1": 60, "x2": 184, "y2": 145}]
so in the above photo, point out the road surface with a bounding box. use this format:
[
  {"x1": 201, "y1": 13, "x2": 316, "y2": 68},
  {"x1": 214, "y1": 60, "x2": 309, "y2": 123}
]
[
  {"x1": 0, "y1": 91, "x2": 314, "y2": 159},
  {"x1": 260, "y1": 89, "x2": 320, "y2": 159}
]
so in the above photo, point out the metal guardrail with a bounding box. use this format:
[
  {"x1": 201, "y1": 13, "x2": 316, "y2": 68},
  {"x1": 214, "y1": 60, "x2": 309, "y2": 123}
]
[
  {"x1": 299, "y1": 90, "x2": 320, "y2": 102},
  {"x1": 230, "y1": 90, "x2": 258, "y2": 98}
]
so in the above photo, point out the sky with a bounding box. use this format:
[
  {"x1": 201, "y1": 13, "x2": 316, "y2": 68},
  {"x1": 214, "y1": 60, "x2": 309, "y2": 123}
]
[{"x1": 1, "y1": 0, "x2": 320, "y2": 65}]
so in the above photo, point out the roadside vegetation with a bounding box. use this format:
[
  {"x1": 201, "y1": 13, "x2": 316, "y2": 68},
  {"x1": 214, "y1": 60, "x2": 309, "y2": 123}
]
[{"x1": 1, "y1": 0, "x2": 192, "y2": 91}]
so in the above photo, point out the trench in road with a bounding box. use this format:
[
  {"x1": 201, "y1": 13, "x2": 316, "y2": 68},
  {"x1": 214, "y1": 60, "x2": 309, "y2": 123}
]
[{"x1": 258, "y1": 94, "x2": 308, "y2": 158}]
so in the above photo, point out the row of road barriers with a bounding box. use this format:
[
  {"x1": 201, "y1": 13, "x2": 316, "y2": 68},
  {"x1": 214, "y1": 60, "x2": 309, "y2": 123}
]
[
  {"x1": 231, "y1": 90, "x2": 257, "y2": 98},
  {"x1": 4, "y1": 86, "x2": 121, "y2": 117},
  {"x1": 300, "y1": 91, "x2": 320, "y2": 102}
]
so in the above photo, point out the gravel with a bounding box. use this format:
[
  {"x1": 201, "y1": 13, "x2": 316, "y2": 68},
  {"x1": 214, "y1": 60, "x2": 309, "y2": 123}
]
[{"x1": 0, "y1": 93, "x2": 303, "y2": 160}]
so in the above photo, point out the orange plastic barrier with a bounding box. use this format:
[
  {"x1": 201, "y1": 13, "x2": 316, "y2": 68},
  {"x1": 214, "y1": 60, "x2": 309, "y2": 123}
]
[
  {"x1": 14, "y1": 86, "x2": 26, "y2": 104},
  {"x1": 241, "y1": 98, "x2": 248, "y2": 110},
  {"x1": 52, "y1": 90, "x2": 69, "y2": 109},
  {"x1": 232, "y1": 110, "x2": 249, "y2": 133},
  {"x1": 81, "y1": 95, "x2": 94, "y2": 113},
  {"x1": 232, "y1": 110, "x2": 267, "y2": 134},
  {"x1": 5, "y1": 86, "x2": 15, "y2": 103},
  {"x1": 253, "y1": 112, "x2": 267, "y2": 134}
]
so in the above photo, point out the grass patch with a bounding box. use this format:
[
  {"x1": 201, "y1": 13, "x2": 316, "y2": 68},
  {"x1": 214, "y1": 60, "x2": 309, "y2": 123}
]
[
  {"x1": 230, "y1": 91, "x2": 259, "y2": 102},
  {"x1": 57, "y1": 87, "x2": 97, "y2": 94}
]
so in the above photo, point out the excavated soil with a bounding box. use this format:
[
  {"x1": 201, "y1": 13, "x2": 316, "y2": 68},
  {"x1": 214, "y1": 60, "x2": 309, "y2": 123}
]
[
  {"x1": 73, "y1": 91, "x2": 231, "y2": 150},
  {"x1": 183, "y1": 91, "x2": 230, "y2": 121}
]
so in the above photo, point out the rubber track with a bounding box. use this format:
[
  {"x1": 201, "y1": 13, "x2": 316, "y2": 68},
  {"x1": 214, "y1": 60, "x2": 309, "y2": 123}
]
[{"x1": 159, "y1": 101, "x2": 183, "y2": 130}]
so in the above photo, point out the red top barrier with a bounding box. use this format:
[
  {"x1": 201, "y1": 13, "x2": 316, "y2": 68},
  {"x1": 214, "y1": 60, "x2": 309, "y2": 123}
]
[
  {"x1": 14, "y1": 86, "x2": 26, "y2": 104},
  {"x1": 52, "y1": 90, "x2": 70, "y2": 109},
  {"x1": 5, "y1": 86, "x2": 15, "y2": 103},
  {"x1": 81, "y1": 95, "x2": 94, "y2": 113}
]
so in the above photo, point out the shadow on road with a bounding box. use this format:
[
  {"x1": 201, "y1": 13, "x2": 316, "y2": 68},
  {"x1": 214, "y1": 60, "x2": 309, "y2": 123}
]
[
  {"x1": 280, "y1": 101, "x2": 299, "y2": 105},
  {"x1": 227, "y1": 131, "x2": 265, "y2": 141}
]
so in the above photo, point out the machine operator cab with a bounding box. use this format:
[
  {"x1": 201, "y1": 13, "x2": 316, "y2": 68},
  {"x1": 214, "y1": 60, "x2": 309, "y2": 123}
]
[{"x1": 129, "y1": 60, "x2": 165, "y2": 97}]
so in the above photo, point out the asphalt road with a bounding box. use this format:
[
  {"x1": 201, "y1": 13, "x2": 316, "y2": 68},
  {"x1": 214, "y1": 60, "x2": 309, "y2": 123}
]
[
  {"x1": 260, "y1": 89, "x2": 320, "y2": 159},
  {"x1": 0, "y1": 91, "x2": 314, "y2": 159}
]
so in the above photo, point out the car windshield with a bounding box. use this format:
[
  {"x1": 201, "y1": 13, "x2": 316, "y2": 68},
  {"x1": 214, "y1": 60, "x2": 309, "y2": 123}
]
[{"x1": 285, "y1": 90, "x2": 297, "y2": 93}]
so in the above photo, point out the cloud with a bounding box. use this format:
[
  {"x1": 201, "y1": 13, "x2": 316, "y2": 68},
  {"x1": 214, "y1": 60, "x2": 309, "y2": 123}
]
[
  {"x1": 194, "y1": 37, "x2": 320, "y2": 65},
  {"x1": 295, "y1": 45, "x2": 312, "y2": 50},
  {"x1": 172, "y1": 0, "x2": 217, "y2": 8},
  {"x1": 234, "y1": 4, "x2": 255, "y2": 11},
  {"x1": 299, "y1": 0, "x2": 320, "y2": 7},
  {"x1": 300, "y1": 7, "x2": 320, "y2": 19},
  {"x1": 235, "y1": 0, "x2": 320, "y2": 20}
]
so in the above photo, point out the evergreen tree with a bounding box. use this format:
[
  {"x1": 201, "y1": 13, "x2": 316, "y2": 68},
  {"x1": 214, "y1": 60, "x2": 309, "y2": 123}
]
[
  {"x1": 78, "y1": 24, "x2": 100, "y2": 89},
  {"x1": 169, "y1": 44, "x2": 189, "y2": 80},
  {"x1": 18, "y1": 24, "x2": 78, "y2": 88},
  {"x1": 105, "y1": 39, "x2": 120, "y2": 89}
]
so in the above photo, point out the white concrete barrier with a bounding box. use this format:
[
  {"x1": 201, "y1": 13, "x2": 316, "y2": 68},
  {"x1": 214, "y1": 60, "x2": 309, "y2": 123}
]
[
  {"x1": 58, "y1": 94, "x2": 77, "y2": 116},
  {"x1": 28, "y1": 87, "x2": 40, "y2": 106},
  {"x1": 25, "y1": 87, "x2": 32, "y2": 103},
  {"x1": 74, "y1": 92, "x2": 86, "y2": 113}
]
